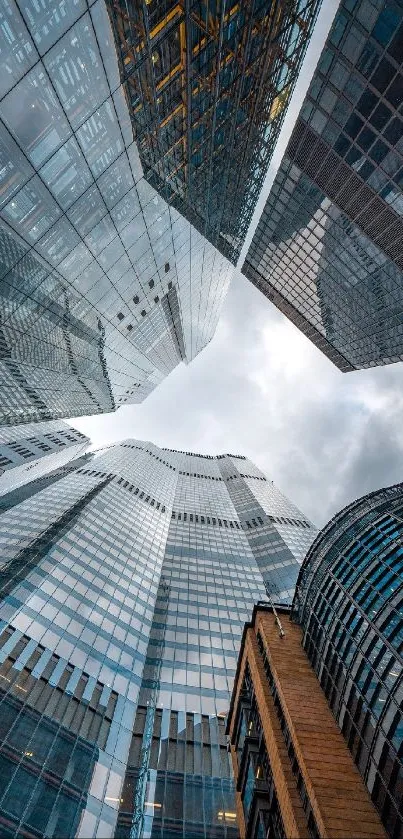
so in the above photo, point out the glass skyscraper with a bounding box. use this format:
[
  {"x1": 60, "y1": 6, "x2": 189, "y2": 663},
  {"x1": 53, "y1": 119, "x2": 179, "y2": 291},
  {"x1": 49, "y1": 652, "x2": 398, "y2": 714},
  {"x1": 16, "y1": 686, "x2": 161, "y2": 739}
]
[
  {"x1": 0, "y1": 1, "x2": 233, "y2": 427},
  {"x1": 0, "y1": 439, "x2": 316, "y2": 838},
  {"x1": 106, "y1": 0, "x2": 322, "y2": 264},
  {"x1": 292, "y1": 482, "x2": 403, "y2": 838},
  {"x1": 243, "y1": 0, "x2": 403, "y2": 371},
  {"x1": 0, "y1": 420, "x2": 89, "y2": 498}
]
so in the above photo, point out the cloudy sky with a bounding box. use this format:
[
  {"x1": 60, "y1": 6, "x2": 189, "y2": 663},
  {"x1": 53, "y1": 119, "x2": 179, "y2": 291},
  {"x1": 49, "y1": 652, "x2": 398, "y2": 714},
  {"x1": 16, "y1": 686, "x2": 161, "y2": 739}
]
[
  {"x1": 73, "y1": 271, "x2": 403, "y2": 529},
  {"x1": 71, "y1": 0, "x2": 403, "y2": 529}
]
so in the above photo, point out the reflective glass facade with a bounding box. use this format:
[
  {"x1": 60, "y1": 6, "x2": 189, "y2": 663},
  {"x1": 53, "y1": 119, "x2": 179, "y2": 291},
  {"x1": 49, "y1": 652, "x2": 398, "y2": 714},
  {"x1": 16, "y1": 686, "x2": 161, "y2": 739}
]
[
  {"x1": 0, "y1": 420, "x2": 89, "y2": 497},
  {"x1": 0, "y1": 451, "x2": 94, "y2": 515},
  {"x1": 0, "y1": 1, "x2": 233, "y2": 426},
  {"x1": 244, "y1": 0, "x2": 403, "y2": 371},
  {"x1": 293, "y1": 483, "x2": 403, "y2": 838},
  {"x1": 0, "y1": 440, "x2": 316, "y2": 838},
  {"x1": 106, "y1": 0, "x2": 321, "y2": 263}
]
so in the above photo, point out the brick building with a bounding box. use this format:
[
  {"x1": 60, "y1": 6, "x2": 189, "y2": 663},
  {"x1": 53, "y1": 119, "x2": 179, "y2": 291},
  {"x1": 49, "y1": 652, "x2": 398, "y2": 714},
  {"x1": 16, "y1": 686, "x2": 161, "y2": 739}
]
[{"x1": 227, "y1": 604, "x2": 387, "y2": 839}]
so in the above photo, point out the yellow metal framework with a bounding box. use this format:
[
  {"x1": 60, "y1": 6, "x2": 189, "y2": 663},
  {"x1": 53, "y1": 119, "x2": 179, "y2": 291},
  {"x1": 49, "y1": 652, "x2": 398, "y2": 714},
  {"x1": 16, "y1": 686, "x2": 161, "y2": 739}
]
[{"x1": 107, "y1": 0, "x2": 321, "y2": 263}]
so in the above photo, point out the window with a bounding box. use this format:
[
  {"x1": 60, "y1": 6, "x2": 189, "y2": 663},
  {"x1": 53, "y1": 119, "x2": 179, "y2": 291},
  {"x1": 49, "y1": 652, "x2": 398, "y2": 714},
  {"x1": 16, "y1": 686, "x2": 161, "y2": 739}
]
[{"x1": 117, "y1": 312, "x2": 124, "y2": 321}]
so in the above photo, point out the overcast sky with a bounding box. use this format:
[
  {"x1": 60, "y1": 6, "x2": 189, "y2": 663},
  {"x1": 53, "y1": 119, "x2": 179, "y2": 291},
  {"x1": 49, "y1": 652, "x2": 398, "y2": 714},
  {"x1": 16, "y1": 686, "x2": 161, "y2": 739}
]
[{"x1": 72, "y1": 272, "x2": 403, "y2": 529}]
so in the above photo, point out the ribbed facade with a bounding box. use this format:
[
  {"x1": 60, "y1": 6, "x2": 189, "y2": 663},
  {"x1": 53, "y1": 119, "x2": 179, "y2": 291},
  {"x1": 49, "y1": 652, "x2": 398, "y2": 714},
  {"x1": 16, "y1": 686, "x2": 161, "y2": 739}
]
[
  {"x1": 243, "y1": 0, "x2": 403, "y2": 371},
  {"x1": 0, "y1": 1, "x2": 233, "y2": 426},
  {"x1": 0, "y1": 440, "x2": 316, "y2": 839},
  {"x1": 293, "y1": 483, "x2": 403, "y2": 838},
  {"x1": 0, "y1": 421, "x2": 89, "y2": 497}
]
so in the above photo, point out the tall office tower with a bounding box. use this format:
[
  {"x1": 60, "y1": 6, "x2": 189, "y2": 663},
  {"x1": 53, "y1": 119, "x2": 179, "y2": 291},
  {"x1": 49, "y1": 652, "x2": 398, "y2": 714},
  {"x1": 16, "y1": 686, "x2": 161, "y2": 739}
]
[
  {"x1": 106, "y1": 0, "x2": 322, "y2": 263},
  {"x1": 0, "y1": 451, "x2": 94, "y2": 515},
  {"x1": 0, "y1": 3, "x2": 233, "y2": 427},
  {"x1": 243, "y1": 0, "x2": 403, "y2": 371},
  {"x1": 0, "y1": 421, "x2": 89, "y2": 497},
  {"x1": 292, "y1": 483, "x2": 403, "y2": 838},
  {"x1": 0, "y1": 440, "x2": 316, "y2": 839},
  {"x1": 227, "y1": 604, "x2": 386, "y2": 839}
]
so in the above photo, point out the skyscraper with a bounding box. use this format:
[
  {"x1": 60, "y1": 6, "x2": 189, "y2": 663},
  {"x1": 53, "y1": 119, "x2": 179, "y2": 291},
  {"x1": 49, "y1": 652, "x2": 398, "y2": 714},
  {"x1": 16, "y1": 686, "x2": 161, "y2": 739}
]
[
  {"x1": 0, "y1": 2, "x2": 233, "y2": 427},
  {"x1": 106, "y1": 0, "x2": 322, "y2": 263},
  {"x1": 243, "y1": 0, "x2": 403, "y2": 371},
  {"x1": 292, "y1": 482, "x2": 403, "y2": 838},
  {"x1": 0, "y1": 439, "x2": 316, "y2": 839},
  {"x1": 0, "y1": 450, "x2": 94, "y2": 515},
  {"x1": 0, "y1": 420, "x2": 89, "y2": 497}
]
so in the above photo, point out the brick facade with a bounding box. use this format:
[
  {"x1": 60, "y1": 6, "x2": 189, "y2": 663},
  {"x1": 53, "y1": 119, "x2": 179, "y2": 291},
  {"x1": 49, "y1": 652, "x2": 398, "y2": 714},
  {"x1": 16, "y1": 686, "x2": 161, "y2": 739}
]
[{"x1": 227, "y1": 606, "x2": 387, "y2": 839}]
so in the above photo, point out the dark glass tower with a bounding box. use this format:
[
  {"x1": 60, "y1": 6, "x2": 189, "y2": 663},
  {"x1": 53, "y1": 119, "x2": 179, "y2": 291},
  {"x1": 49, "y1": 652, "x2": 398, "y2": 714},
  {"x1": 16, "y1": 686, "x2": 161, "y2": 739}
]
[
  {"x1": 243, "y1": 0, "x2": 403, "y2": 371},
  {"x1": 292, "y1": 483, "x2": 403, "y2": 838},
  {"x1": 106, "y1": 0, "x2": 322, "y2": 263},
  {"x1": 0, "y1": 440, "x2": 316, "y2": 839},
  {"x1": 0, "y1": 2, "x2": 233, "y2": 426}
]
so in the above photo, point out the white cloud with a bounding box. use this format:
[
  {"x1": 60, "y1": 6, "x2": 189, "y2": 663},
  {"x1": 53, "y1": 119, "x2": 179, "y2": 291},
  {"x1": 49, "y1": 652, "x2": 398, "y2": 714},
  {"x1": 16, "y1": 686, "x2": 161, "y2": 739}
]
[{"x1": 72, "y1": 273, "x2": 403, "y2": 528}]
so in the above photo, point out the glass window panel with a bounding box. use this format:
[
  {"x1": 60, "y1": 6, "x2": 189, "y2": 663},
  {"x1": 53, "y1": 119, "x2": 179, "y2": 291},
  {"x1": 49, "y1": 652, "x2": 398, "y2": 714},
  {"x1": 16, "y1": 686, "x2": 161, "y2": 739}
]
[
  {"x1": 24, "y1": 780, "x2": 58, "y2": 833},
  {"x1": 110, "y1": 187, "x2": 141, "y2": 233},
  {"x1": 35, "y1": 216, "x2": 79, "y2": 265},
  {"x1": 72, "y1": 260, "x2": 104, "y2": 294},
  {"x1": 341, "y1": 27, "x2": 366, "y2": 64},
  {"x1": 90, "y1": 0, "x2": 120, "y2": 92},
  {"x1": 107, "y1": 252, "x2": 131, "y2": 282},
  {"x1": 141, "y1": 197, "x2": 168, "y2": 229},
  {"x1": 7, "y1": 251, "x2": 48, "y2": 295},
  {"x1": 127, "y1": 142, "x2": 143, "y2": 183},
  {"x1": 76, "y1": 99, "x2": 123, "y2": 178},
  {"x1": 39, "y1": 137, "x2": 92, "y2": 210},
  {"x1": 373, "y1": 5, "x2": 402, "y2": 48},
  {"x1": 1, "y1": 175, "x2": 61, "y2": 242},
  {"x1": 85, "y1": 215, "x2": 116, "y2": 256},
  {"x1": 67, "y1": 184, "x2": 107, "y2": 236},
  {"x1": 128, "y1": 236, "x2": 152, "y2": 267},
  {"x1": 98, "y1": 237, "x2": 125, "y2": 271},
  {"x1": 120, "y1": 214, "x2": 147, "y2": 250},
  {"x1": 0, "y1": 1, "x2": 37, "y2": 99},
  {"x1": 329, "y1": 60, "x2": 350, "y2": 91},
  {"x1": 86, "y1": 272, "x2": 110, "y2": 303},
  {"x1": 47, "y1": 792, "x2": 79, "y2": 836},
  {"x1": 2, "y1": 764, "x2": 38, "y2": 818},
  {"x1": 113, "y1": 86, "x2": 133, "y2": 147},
  {"x1": 19, "y1": 0, "x2": 87, "y2": 54},
  {"x1": 356, "y1": 0, "x2": 379, "y2": 32},
  {"x1": 43, "y1": 14, "x2": 109, "y2": 130},
  {"x1": 98, "y1": 155, "x2": 133, "y2": 209},
  {"x1": 136, "y1": 178, "x2": 159, "y2": 211},
  {"x1": 0, "y1": 120, "x2": 34, "y2": 209},
  {"x1": 148, "y1": 210, "x2": 171, "y2": 243},
  {"x1": 58, "y1": 241, "x2": 93, "y2": 280},
  {"x1": 0, "y1": 64, "x2": 71, "y2": 167}
]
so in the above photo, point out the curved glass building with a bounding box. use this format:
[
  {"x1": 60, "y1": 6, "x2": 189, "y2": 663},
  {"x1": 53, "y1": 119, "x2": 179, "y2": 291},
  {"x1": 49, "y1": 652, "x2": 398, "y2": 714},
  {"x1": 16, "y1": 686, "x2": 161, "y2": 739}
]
[{"x1": 292, "y1": 483, "x2": 403, "y2": 839}]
